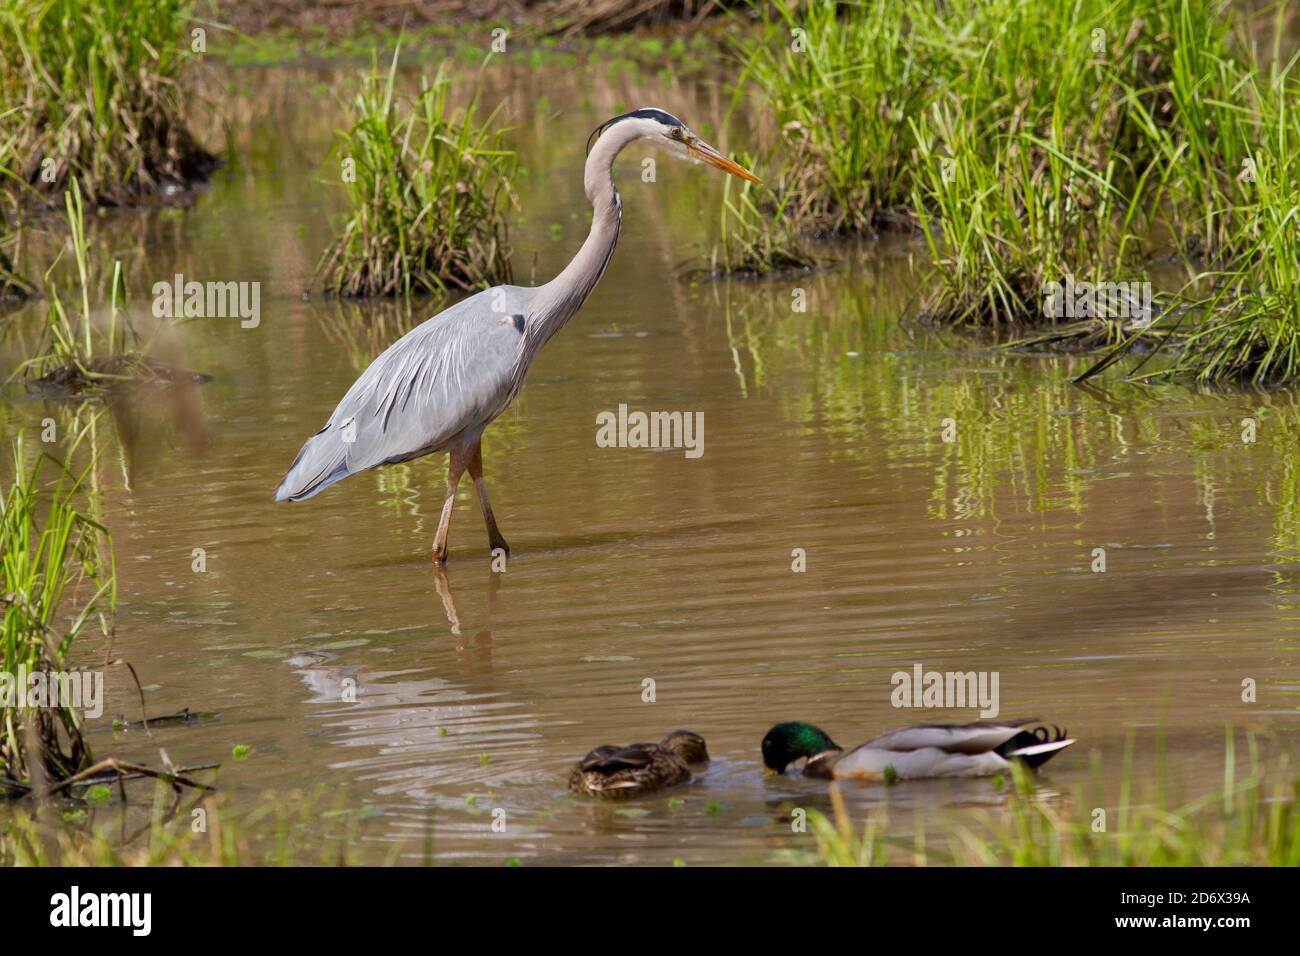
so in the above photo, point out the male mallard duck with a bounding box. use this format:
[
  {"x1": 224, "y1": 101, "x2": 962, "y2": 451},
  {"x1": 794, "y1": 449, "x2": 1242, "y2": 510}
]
[
  {"x1": 569, "y1": 729, "x2": 709, "y2": 798},
  {"x1": 761, "y1": 719, "x2": 1073, "y2": 780}
]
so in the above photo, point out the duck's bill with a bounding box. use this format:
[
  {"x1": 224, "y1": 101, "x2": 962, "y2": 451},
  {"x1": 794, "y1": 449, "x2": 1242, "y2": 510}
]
[
  {"x1": 763, "y1": 767, "x2": 779, "y2": 776},
  {"x1": 689, "y1": 141, "x2": 761, "y2": 184}
]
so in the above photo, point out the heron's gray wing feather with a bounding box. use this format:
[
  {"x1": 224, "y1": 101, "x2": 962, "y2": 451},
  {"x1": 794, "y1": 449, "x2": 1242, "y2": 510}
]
[{"x1": 275, "y1": 289, "x2": 529, "y2": 501}]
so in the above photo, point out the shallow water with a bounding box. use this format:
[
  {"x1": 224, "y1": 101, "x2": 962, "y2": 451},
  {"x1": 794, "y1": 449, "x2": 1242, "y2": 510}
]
[{"x1": 3, "y1": 54, "x2": 1300, "y2": 864}]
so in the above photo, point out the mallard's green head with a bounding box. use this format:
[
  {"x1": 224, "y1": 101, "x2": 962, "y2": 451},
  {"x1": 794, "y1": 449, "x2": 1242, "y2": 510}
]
[{"x1": 762, "y1": 722, "x2": 840, "y2": 774}]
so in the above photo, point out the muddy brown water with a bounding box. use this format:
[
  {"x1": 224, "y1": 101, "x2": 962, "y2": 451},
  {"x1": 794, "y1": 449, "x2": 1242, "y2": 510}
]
[{"x1": 3, "y1": 56, "x2": 1300, "y2": 864}]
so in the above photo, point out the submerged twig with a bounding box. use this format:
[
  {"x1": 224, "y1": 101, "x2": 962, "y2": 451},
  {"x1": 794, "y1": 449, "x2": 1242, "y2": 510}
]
[{"x1": 41, "y1": 759, "x2": 218, "y2": 799}]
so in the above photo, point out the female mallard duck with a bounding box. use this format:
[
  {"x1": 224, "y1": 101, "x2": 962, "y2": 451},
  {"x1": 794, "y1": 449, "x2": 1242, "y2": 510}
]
[
  {"x1": 569, "y1": 729, "x2": 709, "y2": 798},
  {"x1": 761, "y1": 719, "x2": 1073, "y2": 781}
]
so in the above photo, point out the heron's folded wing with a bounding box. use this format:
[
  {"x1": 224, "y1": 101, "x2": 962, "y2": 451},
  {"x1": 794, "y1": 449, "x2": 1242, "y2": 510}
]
[
  {"x1": 342, "y1": 307, "x2": 523, "y2": 465},
  {"x1": 276, "y1": 292, "x2": 527, "y2": 499}
]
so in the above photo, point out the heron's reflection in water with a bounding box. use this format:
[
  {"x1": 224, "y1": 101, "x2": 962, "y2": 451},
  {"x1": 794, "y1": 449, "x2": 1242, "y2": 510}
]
[
  {"x1": 289, "y1": 566, "x2": 503, "y2": 710},
  {"x1": 284, "y1": 567, "x2": 531, "y2": 796},
  {"x1": 431, "y1": 565, "x2": 500, "y2": 675}
]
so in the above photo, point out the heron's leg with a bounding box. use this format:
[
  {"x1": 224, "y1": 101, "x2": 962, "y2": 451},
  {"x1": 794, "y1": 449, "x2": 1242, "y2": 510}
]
[
  {"x1": 467, "y1": 441, "x2": 510, "y2": 556},
  {"x1": 433, "y1": 445, "x2": 471, "y2": 566}
]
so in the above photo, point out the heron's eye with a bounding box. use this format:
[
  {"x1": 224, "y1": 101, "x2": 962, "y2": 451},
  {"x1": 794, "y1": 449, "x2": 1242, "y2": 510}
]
[{"x1": 670, "y1": 127, "x2": 682, "y2": 140}]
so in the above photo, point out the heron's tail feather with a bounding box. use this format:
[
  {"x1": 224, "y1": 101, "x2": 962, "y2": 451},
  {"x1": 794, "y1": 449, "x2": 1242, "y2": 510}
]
[{"x1": 274, "y1": 430, "x2": 353, "y2": 501}]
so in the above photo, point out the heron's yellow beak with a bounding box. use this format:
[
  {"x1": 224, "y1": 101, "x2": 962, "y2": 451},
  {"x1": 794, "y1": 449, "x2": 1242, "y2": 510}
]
[{"x1": 688, "y1": 140, "x2": 761, "y2": 184}]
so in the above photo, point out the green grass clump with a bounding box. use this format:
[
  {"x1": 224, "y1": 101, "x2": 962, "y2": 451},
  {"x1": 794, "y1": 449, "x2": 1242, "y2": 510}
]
[
  {"x1": 1108, "y1": 65, "x2": 1300, "y2": 386},
  {"x1": 1, "y1": 785, "x2": 374, "y2": 865},
  {"x1": 909, "y1": 0, "x2": 1161, "y2": 329},
  {"x1": 911, "y1": 101, "x2": 1143, "y2": 331},
  {"x1": 738, "y1": 0, "x2": 938, "y2": 235},
  {"x1": 14, "y1": 182, "x2": 154, "y2": 393},
  {"x1": 708, "y1": 153, "x2": 819, "y2": 275},
  {"x1": 317, "y1": 48, "x2": 516, "y2": 298},
  {"x1": 733, "y1": 0, "x2": 1265, "y2": 338},
  {"x1": 1174, "y1": 87, "x2": 1300, "y2": 385},
  {"x1": 0, "y1": 0, "x2": 215, "y2": 206},
  {"x1": 0, "y1": 109, "x2": 30, "y2": 298},
  {"x1": 1134, "y1": 0, "x2": 1258, "y2": 260},
  {"x1": 1, "y1": 436, "x2": 116, "y2": 793},
  {"x1": 1077, "y1": 7, "x2": 1300, "y2": 387}
]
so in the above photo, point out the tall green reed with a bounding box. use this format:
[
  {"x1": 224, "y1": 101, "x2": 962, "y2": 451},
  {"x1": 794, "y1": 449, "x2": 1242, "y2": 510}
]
[
  {"x1": 1, "y1": 434, "x2": 116, "y2": 791},
  {"x1": 0, "y1": 108, "x2": 30, "y2": 297},
  {"x1": 736, "y1": 0, "x2": 939, "y2": 235},
  {"x1": 14, "y1": 181, "x2": 139, "y2": 389},
  {"x1": 0, "y1": 0, "x2": 214, "y2": 206},
  {"x1": 709, "y1": 153, "x2": 818, "y2": 275},
  {"x1": 1083, "y1": 34, "x2": 1300, "y2": 386},
  {"x1": 907, "y1": 0, "x2": 1177, "y2": 329}
]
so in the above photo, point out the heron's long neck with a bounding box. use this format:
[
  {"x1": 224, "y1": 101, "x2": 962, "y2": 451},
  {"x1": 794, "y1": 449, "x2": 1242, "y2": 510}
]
[{"x1": 529, "y1": 129, "x2": 630, "y2": 347}]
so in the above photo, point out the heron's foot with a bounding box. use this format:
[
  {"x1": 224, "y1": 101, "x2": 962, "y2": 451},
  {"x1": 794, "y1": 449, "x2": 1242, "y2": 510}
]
[
  {"x1": 488, "y1": 534, "x2": 510, "y2": 558},
  {"x1": 432, "y1": 544, "x2": 450, "y2": 566}
]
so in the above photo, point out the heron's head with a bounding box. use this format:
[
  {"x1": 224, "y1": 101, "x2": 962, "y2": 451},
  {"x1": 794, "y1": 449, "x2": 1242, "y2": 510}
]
[{"x1": 586, "y1": 107, "x2": 761, "y2": 184}]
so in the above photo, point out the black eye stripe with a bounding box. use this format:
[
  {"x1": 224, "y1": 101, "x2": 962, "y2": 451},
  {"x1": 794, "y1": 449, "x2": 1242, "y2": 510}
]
[
  {"x1": 627, "y1": 107, "x2": 684, "y2": 127},
  {"x1": 586, "y1": 107, "x2": 687, "y2": 155}
]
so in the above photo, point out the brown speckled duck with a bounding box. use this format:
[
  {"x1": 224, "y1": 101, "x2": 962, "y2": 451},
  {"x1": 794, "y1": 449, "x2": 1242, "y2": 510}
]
[{"x1": 569, "y1": 729, "x2": 709, "y2": 798}]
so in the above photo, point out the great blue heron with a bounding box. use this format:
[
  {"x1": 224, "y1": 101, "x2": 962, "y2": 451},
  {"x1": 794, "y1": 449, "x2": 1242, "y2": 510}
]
[{"x1": 274, "y1": 108, "x2": 759, "y2": 564}]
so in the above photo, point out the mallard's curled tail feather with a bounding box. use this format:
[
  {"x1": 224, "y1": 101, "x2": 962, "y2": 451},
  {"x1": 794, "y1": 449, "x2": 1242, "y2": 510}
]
[{"x1": 996, "y1": 723, "x2": 1075, "y2": 769}]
